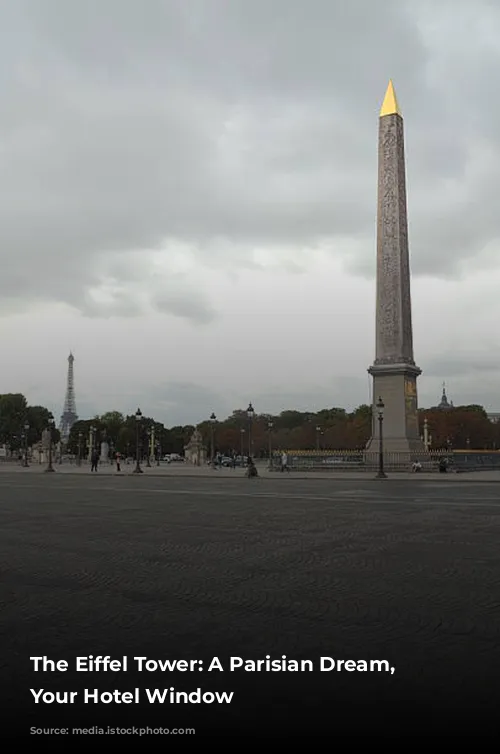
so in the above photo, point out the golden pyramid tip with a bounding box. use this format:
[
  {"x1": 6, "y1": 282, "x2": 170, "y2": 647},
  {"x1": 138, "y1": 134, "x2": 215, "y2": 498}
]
[{"x1": 380, "y1": 79, "x2": 401, "y2": 117}]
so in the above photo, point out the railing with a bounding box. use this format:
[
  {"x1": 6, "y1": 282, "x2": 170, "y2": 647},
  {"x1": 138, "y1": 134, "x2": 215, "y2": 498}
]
[
  {"x1": 269, "y1": 449, "x2": 500, "y2": 473},
  {"x1": 450, "y1": 451, "x2": 500, "y2": 471}
]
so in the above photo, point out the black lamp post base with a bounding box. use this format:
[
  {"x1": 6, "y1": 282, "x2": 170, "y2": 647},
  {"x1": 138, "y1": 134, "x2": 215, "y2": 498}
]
[
  {"x1": 45, "y1": 466, "x2": 55, "y2": 473},
  {"x1": 133, "y1": 466, "x2": 143, "y2": 474},
  {"x1": 375, "y1": 470, "x2": 387, "y2": 479}
]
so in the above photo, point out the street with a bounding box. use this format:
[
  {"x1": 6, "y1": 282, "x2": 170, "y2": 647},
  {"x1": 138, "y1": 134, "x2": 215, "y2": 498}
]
[{"x1": 1, "y1": 473, "x2": 499, "y2": 736}]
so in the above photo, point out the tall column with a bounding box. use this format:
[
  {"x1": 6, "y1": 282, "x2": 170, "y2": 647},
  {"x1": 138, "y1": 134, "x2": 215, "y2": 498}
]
[{"x1": 367, "y1": 80, "x2": 424, "y2": 454}]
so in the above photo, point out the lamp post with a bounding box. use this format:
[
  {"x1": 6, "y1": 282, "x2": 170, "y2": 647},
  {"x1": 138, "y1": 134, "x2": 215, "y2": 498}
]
[
  {"x1": 267, "y1": 420, "x2": 274, "y2": 468},
  {"x1": 209, "y1": 412, "x2": 216, "y2": 466},
  {"x1": 422, "y1": 417, "x2": 430, "y2": 451},
  {"x1": 375, "y1": 397, "x2": 387, "y2": 479},
  {"x1": 77, "y1": 432, "x2": 82, "y2": 466},
  {"x1": 150, "y1": 425, "x2": 156, "y2": 465},
  {"x1": 89, "y1": 425, "x2": 95, "y2": 462},
  {"x1": 146, "y1": 427, "x2": 152, "y2": 467},
  {"x1": 156, "y1": 441, "x2": 161, "y2": 466},
  {"x1": 240, "y1": 428, "x2": 245, "y2": 458},
  {"x1": 23, "y1": 422, "x2": 29, "y2": 467},
  {"x1": 421, "y1": 417, "x2": 433, "y2": 451},
  {"x1": 133, "y1": 408, "x2": 143, "y2": 473},
  {"x1": 45, "y1": 419, "x2": 55, "y2": 473},
  {"x1": 315, "y1": 425, "x2": 321, "y2": 451},
  {"x1": 247, "y1": 403, "x2": 255, "y2": 458}
]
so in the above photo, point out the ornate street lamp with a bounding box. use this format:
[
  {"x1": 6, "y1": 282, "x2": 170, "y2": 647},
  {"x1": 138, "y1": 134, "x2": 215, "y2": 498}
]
[
  {"x1": 150, "y1": 425, "x2": 156, "y2": 466},
  {"x1": 77, "y1": 432, "x2": 83, "y2": 466},
  {"x1": 23, "y1": 422, "x2": 29, "y2": 467},
  {"x1": 240, "y1": 428, "x2": 245, "y2": 458},
  {"x1": 247, "y1": 403, "x2": 255, "y2": 458},
  {"x1": 315, "y1": 425, "x2": 321, "y2": 451},
  {"x1": 209, "y1": 413, "x2": 217, "y2": 466},
  {"x1": 267, "y1": 420, "x2": 274, "y2": 468},
  {"x1": 133, "y1": 409, "x2": 143, "y2": 474},
  {"x1": 89, "y1": 425, "x2": 95, "y2": 462},
  {"x1": 156, "y1": 441, "x2": 161, "y2": 466},
  {"x1": 376, "y1": 397, "x2": 387, "y2": 479},
  {"x1": 45, "y1": 419, "x2": 55, "y2": 473},
  {"x1": 146, "y1": 427, "x2": 152, "y2": 467}
]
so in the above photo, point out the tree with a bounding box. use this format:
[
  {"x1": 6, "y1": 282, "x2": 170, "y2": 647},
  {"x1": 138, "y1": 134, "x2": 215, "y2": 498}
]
[
  {"x1": 25, "y1": 405, "x2": 53, "y2": 445},
  {"x1": 346, "y1": 405, "x2": 372, "y2": 449},
  {"x1": 98, "y1": 411, "x2": 125, "y2": 445},
  {"x1": 0, "y1": 393, "x2": 28, "y2": 445},
  {"x1": 277, "y1": 411, "x2": 309, "y2": 430},
  {"x1": 167, "y1": 425, "x2": 195, "y2": 455},
  {"x1": 4, "y1": 391, "x2": 499, "y2": 457},
  {"x1": 67, "y1": 420, "x2": 95, "y2": 455},
  {"x1": 421, "y1": 406, "x2": 494, "y2": 449}
]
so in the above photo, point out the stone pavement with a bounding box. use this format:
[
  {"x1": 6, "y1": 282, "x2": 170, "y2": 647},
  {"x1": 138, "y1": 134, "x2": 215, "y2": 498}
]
[
  {"x1": 1, "y1": 472, "x2": 499, "y2": 736},
  {"x1": 1, "y1": 459, "x2": 500, "y2": 481}
]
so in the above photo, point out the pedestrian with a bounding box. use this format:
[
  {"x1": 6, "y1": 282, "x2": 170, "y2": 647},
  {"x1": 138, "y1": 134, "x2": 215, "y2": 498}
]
[
  {"x1": 90, "y1": 449, "x2": 99, "y2": 472},
  {"x1": 115, "y1": 451, "x2": 121, "y2": 472},
  {"x1": 281, "y1": 451, "x2": 289, "y2": 473},
  {"x1": 246, "y1": 457, "x2": 258, "y2": 478}
]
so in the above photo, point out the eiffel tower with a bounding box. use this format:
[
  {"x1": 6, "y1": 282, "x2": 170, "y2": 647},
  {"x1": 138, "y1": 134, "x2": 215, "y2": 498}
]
[{"x1": 59, "y1": 352, "x2": 78, "y2": 444}]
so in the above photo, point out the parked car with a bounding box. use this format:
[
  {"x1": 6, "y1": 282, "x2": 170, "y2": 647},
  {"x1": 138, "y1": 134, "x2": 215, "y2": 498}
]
[
  {"x1": 218, "y1": 455, "x2": 248, "y2": 467},
  {"x1": 163, "y1": 453, "x2": 184, "y2": 463}
]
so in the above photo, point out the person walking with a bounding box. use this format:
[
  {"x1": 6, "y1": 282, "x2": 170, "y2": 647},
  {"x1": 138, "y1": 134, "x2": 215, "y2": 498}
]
[
  {"x1": 281, "y1": 451, "x2": 289, "y2": 473},
  {"x1": 246, "y1": 457, "x2": 258, "y2": 478},
  {"x1": 115, "y1": 451, "x2": 121, "y2": 472},
  {"x1": 90, "y1": 449, "x2": 99, "y2": 472}
]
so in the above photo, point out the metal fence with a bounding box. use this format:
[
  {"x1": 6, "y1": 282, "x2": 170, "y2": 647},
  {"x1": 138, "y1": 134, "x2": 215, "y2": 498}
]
[{"x1": 270, "y1": 449, "x2": 500, "y2": 473}]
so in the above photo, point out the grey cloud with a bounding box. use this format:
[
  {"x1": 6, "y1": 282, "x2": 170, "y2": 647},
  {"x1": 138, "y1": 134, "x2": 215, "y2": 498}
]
[
  {"x1": 253, "y1": 377, "x2": 371, "y2": 416},
  {"x1": 0, "y1": 0, "x2": 499, "y2": 319},
  {"x1": 129, "y1": 382, "x2": 236, "y2": 427},
  {"x1": 423, "y1": 353, "x2": 500, "y2": 378},
  {"x1": 154, "y1": 294, "x2": 216, "y2": 324},
  {"x1": 74, "y1": 376, "x2": 372, "y2": 427}
]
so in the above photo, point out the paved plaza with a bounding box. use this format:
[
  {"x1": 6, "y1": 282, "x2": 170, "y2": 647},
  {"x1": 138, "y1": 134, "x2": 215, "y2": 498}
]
[
  {"x1": 1, "y1": 471, "x2": 500, "y2": 736},
  {"x1": 2, "y1": 458, "x2": 500, "y2": 481}
]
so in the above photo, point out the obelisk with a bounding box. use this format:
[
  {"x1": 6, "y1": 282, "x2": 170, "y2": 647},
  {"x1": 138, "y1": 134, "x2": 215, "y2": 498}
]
[{"x1": 367, "y1": 81, "x2": 424, "y2": 454}]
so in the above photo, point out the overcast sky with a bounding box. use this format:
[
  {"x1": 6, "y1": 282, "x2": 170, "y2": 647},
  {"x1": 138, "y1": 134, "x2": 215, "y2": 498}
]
[{"x1": 0, "y1": 0, "x2": 499, "y2": 426}]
